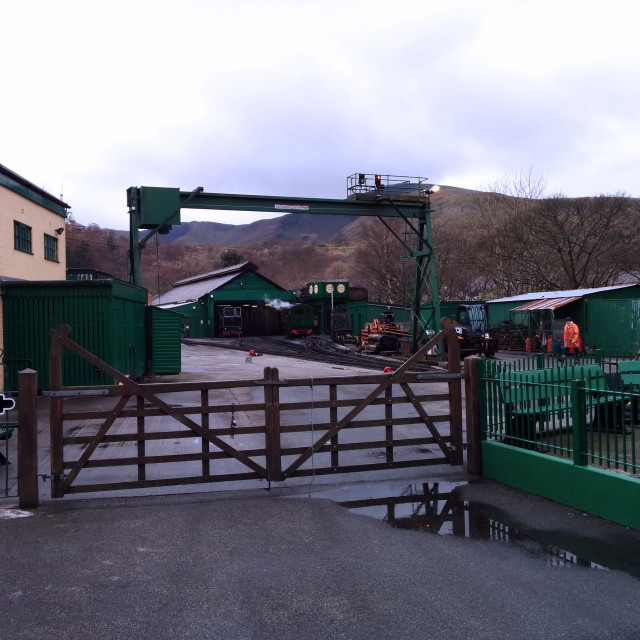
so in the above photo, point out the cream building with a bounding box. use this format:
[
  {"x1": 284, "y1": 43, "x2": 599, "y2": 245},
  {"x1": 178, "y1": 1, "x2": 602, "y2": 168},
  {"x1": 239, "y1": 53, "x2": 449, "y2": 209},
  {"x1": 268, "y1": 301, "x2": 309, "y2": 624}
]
[{"x1": 0, "y1": 163, "x2": 69, "y2": 388}]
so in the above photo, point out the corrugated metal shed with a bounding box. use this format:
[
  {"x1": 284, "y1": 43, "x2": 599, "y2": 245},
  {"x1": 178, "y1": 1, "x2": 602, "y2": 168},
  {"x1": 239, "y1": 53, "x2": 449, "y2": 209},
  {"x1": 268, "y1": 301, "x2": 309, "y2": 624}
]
[
  {"x1": 489, "y1": 284, "x2": 636, "y2": 304},
  {"x1": 487, "y1": 284, "x2": 640, "y2": 352},
  {"x1": 147, "y1": 306, "x2": 181, "y2": 374},
  {"x1": 585, "y1": 298, "x2": 640, "y2": 352},
  {"x1": 2, "y1": 279, "x2": 147, "y2": 391},
  {"x1": 487, "y1": 284, "x2": 640, "y2": 327}
]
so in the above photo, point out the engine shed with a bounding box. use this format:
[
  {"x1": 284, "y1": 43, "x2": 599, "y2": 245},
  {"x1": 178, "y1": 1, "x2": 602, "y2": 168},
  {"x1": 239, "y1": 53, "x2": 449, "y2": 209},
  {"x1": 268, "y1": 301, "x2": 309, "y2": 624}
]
[{"x1": 152, "y1": 262, "x2": 295, "y2": 338}]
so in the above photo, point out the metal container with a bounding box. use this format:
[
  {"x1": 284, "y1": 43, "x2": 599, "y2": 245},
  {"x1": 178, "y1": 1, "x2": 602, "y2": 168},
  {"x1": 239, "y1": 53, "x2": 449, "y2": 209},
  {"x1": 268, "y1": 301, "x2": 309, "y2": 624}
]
[
  {"x1": 147, "y1": 306, "x2": 182, "y2": 374},
  {"x1": 2, "y1": 279, "x2": 147, "y2": 390}
]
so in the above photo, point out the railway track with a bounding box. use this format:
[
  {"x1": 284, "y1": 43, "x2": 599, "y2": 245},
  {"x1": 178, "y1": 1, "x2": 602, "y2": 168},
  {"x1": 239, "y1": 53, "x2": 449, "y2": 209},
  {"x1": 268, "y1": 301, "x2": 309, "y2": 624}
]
[{"x1": 183, "y1": 336, "x2": 443, "y2": 373}]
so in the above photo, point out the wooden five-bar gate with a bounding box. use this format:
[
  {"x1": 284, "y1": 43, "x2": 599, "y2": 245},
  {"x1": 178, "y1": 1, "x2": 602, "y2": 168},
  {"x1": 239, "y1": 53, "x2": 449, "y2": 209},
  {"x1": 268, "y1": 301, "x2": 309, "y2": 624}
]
[{"x1": 46, "y1": 320, "x2": 463, "y2": 498}]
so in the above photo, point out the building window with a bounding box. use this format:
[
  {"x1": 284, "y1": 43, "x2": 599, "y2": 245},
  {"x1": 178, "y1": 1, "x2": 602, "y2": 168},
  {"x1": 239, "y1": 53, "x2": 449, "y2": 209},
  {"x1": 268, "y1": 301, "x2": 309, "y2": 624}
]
[
  {"x1": 44, "y1": 234, "x2": 59, "y2": 262},
  {"x1": 14, "y1": 221, "x2": 32, "y2": 253}
]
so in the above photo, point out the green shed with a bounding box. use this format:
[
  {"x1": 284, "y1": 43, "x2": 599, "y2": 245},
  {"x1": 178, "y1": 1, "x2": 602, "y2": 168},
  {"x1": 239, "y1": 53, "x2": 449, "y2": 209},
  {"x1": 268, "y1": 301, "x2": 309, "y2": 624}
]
[
  {"x1": 147, "y1": 306, "x2": 182, "y2": 374},
  {"x1": 584, "y1": 296, "x2": 640, "y2": 353},
  {"x1": 153, "y1": 262, "x2": 295, "y2": 338},
  {"x1": 2, "y1": 279, "x2": 148, "y2": 390},
  {"x1": 486, "y1": 285, "x2": 640, "y2": 352}
]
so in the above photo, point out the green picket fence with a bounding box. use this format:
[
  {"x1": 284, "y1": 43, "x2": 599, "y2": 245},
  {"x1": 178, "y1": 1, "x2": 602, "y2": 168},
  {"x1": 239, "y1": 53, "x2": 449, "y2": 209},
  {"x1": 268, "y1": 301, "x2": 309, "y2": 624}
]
[{"x1": 480, "y1": 351, "x2": 640, "y2": 476}]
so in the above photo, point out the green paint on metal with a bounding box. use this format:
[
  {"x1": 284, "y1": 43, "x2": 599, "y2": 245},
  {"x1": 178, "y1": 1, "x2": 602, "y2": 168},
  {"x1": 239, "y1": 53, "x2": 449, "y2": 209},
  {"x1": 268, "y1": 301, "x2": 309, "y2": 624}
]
[
  {"x1": 2, "y1": 280, "x2": 147, "y2": 390},
  {"x1": 585, "y1": 298, "x2": 640, "y2": 353},
  {"x1": 486, "y1": 286, "x2": 640, "y2": 351},
  {"x1": 148, "y1": 307, "x2": 182, "y2": 374},
  {"x1": 128, "y1": 182, "x2": 440, "y2": 355},
  {"x1": 426, "y1": 301, "x2": 488, "y2": 330},
  {"x1": 180, "y1": 190, "x2": 428, "y2": 218},
  {"x1": 139, "y1": 186, "x2": 181, "y2": 228},
  {"x1": 482, "y1": 441, "x2": 640, "y2": 530}
]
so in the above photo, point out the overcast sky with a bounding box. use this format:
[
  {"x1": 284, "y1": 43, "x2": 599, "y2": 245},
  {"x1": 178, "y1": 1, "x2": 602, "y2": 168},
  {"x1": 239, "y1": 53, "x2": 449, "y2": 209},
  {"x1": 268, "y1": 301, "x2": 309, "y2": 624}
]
[{"x1": 3, "y1": 0, "x2": 639, "y2": 229}]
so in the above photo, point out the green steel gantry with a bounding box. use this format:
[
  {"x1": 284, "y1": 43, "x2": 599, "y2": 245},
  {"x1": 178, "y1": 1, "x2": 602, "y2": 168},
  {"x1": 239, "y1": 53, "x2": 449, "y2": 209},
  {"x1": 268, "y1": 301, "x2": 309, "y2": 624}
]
[{"x1": 127, "y1": 174, "x2": 441, "y2": 353}]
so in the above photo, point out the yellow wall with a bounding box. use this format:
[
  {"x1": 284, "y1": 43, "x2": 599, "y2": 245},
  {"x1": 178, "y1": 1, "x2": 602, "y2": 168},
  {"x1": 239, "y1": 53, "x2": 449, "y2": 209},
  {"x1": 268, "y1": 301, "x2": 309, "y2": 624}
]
[
  {"x1": 1, "y1": 184, "x2": 67, "y2": 389},
  {"x1": 0, "y1": 186, "x2": 67, "y2": 280}
]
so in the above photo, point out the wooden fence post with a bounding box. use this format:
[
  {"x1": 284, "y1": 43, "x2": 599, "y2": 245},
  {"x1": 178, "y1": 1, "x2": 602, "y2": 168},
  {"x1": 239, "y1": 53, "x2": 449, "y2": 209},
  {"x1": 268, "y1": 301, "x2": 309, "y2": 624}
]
[
  {"x1": 18, "y1": 369, "x2": 39, "y2": 508},
  {"x1": 264, "y1": 367, "x2": 283, "y2": 481},
  {"x1": 464, "y1": 356, "x2": 482, "y2": 475},
  {"x1": 444, "y1": 318, "x2": 463, "y2": 465}
]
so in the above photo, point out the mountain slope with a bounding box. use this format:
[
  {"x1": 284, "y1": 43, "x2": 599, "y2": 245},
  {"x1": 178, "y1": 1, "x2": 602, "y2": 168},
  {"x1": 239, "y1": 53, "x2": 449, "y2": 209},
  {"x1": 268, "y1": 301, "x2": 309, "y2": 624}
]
[
  {"x1": 154, "y1": 185, "x2": 478, "y2": 247},
  {"x1": 327, "y1": 185, "x2": 481, "y2": 244},
  {"x1": 159, "y1": 213, "x2": 359, "y2": 246}
]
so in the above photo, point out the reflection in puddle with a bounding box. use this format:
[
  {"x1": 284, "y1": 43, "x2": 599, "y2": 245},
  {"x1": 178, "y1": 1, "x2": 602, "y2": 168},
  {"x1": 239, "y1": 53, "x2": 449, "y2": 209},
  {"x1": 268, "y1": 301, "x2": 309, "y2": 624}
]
[{"x1": 310, "y1": 481, "x2": 639, "y2": 579}]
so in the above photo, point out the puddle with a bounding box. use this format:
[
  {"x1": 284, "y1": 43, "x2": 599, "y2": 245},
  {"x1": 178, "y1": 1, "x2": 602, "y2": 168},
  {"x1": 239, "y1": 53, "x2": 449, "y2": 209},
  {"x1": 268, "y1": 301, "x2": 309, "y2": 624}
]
[
  {"x1": 0, "y1": 508, "x2": 34, "y2": 519},
  {"x1": 307, "y1": 480, "x2": 640, "y2": 580}
]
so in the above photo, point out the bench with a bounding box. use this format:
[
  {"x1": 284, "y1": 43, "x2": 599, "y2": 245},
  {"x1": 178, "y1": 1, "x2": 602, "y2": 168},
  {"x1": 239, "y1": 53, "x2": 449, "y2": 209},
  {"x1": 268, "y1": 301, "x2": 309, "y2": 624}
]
[
  {"x1": 618, "y1": 360, "x2": 640, "y2": 387},
  {"x1": 617, "y1": 360, "x2": 640, "y2": 423},
  {"x1": 497, "y1": 365, "x2": 621, "y2": 447}
]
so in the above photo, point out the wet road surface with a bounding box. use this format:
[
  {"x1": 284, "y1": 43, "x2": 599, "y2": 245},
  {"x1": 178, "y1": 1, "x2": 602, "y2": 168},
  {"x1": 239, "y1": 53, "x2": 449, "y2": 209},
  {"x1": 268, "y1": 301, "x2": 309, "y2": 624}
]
[{"x1": 3, "y1": 478, "x2": 640, "y2": 640}]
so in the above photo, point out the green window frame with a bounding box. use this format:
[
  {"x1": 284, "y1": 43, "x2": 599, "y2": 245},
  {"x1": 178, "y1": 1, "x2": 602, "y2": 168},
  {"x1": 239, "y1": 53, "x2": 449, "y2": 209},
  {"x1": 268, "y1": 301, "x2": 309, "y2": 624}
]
[
  {"x1": 14, "y1": 221, "x2": 32, "y2": 254},
  {"x1": 44, "y1": 233, "x2": 59, "y2": 262}
]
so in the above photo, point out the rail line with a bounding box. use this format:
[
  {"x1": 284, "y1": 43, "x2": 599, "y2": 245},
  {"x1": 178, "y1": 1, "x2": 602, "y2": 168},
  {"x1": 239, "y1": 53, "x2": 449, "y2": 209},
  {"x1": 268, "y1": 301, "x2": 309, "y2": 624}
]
[{"x1": 183, "y1": 336, "x2": 442, "y2": 373}]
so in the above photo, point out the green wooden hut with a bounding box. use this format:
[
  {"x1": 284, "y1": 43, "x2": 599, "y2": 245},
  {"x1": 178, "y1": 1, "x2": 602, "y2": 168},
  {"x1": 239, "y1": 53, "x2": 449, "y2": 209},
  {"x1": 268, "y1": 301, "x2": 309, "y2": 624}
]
[
  {"x1": 2, "y1": 278, "x2": 148, "y2": 390},
  {"x1": 153, "y1": 262, "x2": 295, "y2": 338}
]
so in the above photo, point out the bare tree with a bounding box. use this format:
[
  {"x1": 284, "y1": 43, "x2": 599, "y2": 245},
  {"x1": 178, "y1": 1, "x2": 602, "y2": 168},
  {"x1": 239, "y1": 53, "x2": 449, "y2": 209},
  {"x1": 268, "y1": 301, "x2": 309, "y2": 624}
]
[
  {"x1": 467, "y1": 169, "x2": 549, "y2": 297},
  {"x1": 432, "y1": 215, "x2": 490, "y2": 300},
  {"x1": 351, "y1": 218, "x2": 412, "y2": 304},
  {"x1": 534, "y1": 193, "x2": 636, "y2": 288},
  {"x1": 467, "y1": 169, "x2": 640, "y2": 294}
]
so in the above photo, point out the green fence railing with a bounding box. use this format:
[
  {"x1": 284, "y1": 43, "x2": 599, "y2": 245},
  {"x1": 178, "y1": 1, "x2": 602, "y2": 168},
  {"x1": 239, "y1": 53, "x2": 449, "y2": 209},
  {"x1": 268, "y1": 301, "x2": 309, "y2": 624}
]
[{"x1": 480, "y1": 353, "x2": 640, "y2": 477}]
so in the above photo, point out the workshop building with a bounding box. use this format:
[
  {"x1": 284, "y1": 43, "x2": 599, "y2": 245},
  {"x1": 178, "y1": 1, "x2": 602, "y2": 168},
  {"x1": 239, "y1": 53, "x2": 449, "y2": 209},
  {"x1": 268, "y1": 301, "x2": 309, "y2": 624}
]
[{"x1": 153, "y1": 262, "x2": 296, "y2": 338}]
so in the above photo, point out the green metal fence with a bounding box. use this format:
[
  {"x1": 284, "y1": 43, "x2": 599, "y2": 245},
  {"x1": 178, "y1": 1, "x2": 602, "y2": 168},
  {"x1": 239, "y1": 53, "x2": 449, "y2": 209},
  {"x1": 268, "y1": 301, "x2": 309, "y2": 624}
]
[{"x1": 480, "y1": 352, "x2": 640, "y2": 477}]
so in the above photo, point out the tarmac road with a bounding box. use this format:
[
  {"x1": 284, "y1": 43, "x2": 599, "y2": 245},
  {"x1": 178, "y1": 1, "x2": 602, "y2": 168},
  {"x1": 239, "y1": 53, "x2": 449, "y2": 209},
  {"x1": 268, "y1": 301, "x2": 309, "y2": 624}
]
[{"x1": 2, "y1": 481, "x2": 640, "y2": 640}]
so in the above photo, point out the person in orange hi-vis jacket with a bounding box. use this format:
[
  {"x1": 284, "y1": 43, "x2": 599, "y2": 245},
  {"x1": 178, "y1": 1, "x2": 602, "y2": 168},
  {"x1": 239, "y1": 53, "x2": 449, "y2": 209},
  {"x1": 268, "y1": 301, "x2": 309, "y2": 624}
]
[{"x1": 563, "y1": 317, "x2": 580, "y2": 354}]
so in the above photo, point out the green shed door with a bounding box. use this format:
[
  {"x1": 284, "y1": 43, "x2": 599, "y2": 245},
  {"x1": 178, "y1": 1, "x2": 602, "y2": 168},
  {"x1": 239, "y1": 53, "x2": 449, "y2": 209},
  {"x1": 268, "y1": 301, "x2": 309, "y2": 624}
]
[{"x1": 148, "y1": 307, "x2": 182, "y2": 374}]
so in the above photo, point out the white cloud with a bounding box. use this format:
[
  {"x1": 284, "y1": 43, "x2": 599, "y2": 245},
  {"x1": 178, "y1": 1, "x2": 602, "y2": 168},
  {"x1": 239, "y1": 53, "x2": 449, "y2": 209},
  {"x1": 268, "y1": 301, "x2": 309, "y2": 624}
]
[{"x1": 2, "y1": 0, "x2": 639, "y2": 229}]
